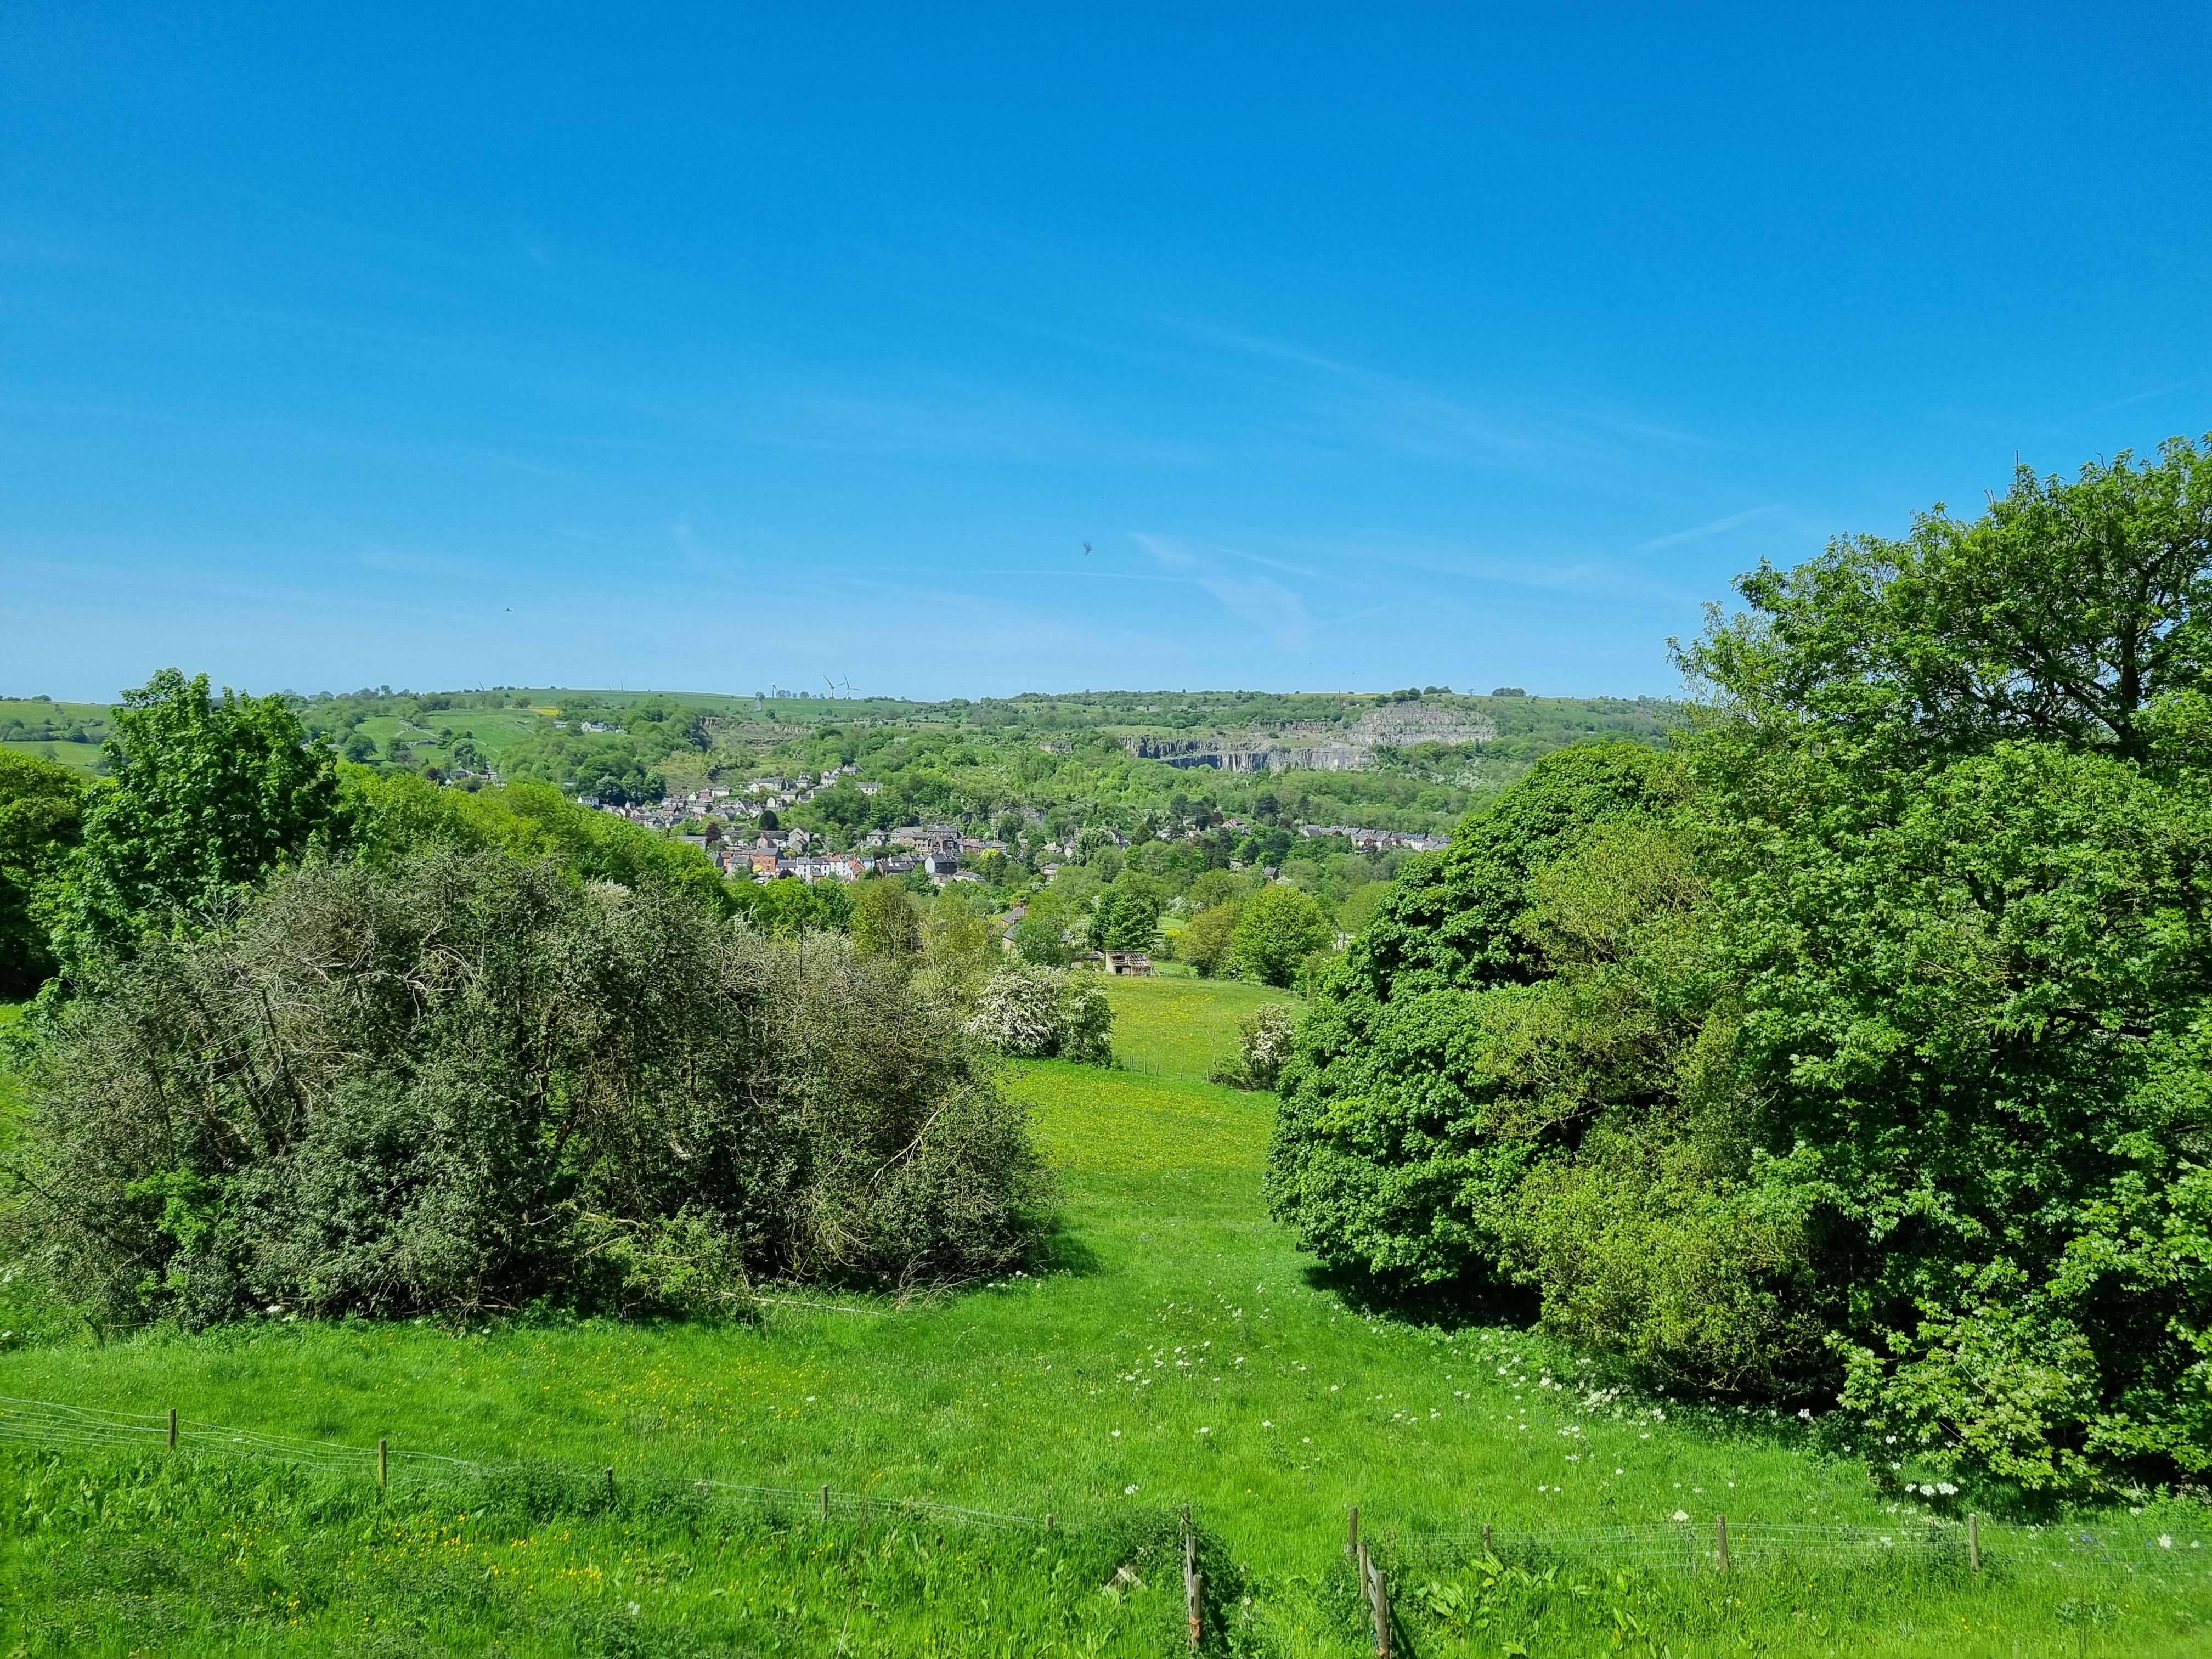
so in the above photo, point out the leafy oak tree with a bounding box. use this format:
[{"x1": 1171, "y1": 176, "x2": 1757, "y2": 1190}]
[
  {"x1": 1269, "y1": 439, "x2": 2212, "y2": 1495},
  {"x1": 66, "y1": 670, "x2": 346, "y2": 957}
]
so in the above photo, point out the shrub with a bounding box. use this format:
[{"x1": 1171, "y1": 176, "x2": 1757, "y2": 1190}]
[
  {"x1": 964, "y1": 963, "x2": 1064, "y2": 1056},
  {"x1": 4, "y1": 849, "x2": 1048, "y2": 1325},
  {"x1": 1211, "y1": 1002, "x2": 1296, "y2": 1090},
  {"x1": 1056, "y1": 970, "x2": 1114, "y2": 1065},
  {"x1": 964, "y1": 963, "x2": 1113, "y2": 1065}
]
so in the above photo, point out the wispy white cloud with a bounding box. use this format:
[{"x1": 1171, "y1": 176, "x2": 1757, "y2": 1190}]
[
  {"x1": 1193, "y1": 325, "x2": 1717, "y2": 470},
  {"x1": 1633, "y1": 506, "x2": 1779, "y2": 553},
  {"x1": 1132, "y1": 533, "x2": 1312, "y2": 646},
  {"x1": 2092, "y1": 382, "x2": 2189, "y2": 415}
]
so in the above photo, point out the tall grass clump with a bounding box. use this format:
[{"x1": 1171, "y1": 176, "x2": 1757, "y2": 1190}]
[
  {"x1": 2, "y1": 847, "x2": 1049, "y2": 1328},
  {"x1": 0, "y1": 1445, "x2": 1212, "y2": 1658}
]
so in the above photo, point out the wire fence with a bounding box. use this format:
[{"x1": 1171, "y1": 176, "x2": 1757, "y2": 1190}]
[
  {"x1": 0, "y1": 1394, "x2": 1056, "y2": 1533},
  {"x1": 1387, "y1": 1514, "x2": 2211, "y2": 1578},
  {"x1": 4, "y1": 1392, "x2": 2203, "y2": 1577}
]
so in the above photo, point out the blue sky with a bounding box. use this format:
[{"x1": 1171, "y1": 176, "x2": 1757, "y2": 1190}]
[{"x1": 5, "y1": 3, "x2": 2210, "y2": 703}]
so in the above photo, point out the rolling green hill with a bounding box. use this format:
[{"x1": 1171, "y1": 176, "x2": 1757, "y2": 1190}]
[{"x1": 0, "y1": 698, "x2": 111, "y2": 775}]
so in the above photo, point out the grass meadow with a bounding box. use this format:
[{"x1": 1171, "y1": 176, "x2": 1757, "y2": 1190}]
[
  {"x1": 0, "y1": 990, "x2": 2207, "y2": 1655},
  {"x1": 1096, "y1": 973, "x2": 1296, "y2": 1079}
]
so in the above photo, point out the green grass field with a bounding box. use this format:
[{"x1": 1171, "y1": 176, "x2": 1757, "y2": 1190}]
[
  {"x1": 344, "y1": 708, "x2": 548, "y2": 768},
  {"x1": 0, "y1": 1008, "x2": 2205, "y2": 1654},
  {"x1": 1096, "y1": 973, "x2": 1297, "y2": 1079}
]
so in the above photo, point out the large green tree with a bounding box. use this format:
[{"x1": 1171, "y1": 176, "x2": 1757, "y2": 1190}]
[
  {"x1": 1265, "y1": 742, "x2": 1680, "y2": 1283},
  {"x1": 0, "y1": 753, "x2": 85, "y2": 998},
  {"x1": 849, "y1": 876, "x2": 921, "y2": 958},
  {"x1": 1679, "y1": 438, "x2": 2212, "y2": 762},
  {"x1": 1232, "y1": 883, "x2": 1332, "y2": 988},
  {"x1": 1269, "y1": 441, "x2": 2212, "y2": 1494},
  {"x1": 1091, "y1": 884, "x2": 1161, "y2": 951},
  {"x1": 69, "y1": 670, "x2": 346, "y2": 953}
]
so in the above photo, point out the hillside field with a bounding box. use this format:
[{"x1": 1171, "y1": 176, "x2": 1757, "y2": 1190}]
[
  {"x1": 0, "y1": 990, "x2": 2204, "y2": 1655},
  {"x1": 1097, "y1": 972, "x2": 1298, "y2": 1078}
]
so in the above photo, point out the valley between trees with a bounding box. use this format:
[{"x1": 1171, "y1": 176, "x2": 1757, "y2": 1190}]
[
  {"x1": 1, "y1": 440, "x2": 2210, "y2": 1652},
  {"x1": 0, "y1": 981, "x2": 2204, "y2": 1656}
]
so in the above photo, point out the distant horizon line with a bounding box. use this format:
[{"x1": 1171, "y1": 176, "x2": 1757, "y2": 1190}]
[{"x1": 4, "y1": 682, "x2": 1677, "y2": 709}]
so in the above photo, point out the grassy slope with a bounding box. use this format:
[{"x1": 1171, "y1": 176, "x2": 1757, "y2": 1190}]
[
  {"x1": 345, "y1": 708, "x2": 548, "y2": 768},
  {"x1": 0, "y1": 741, "x2": 104, "y2": 775},
  {"x1": 0, "y1": 1031, "x2": 2205, "y2": 1651},
  {"x1": 1097, "y1": 973, "x2": 1297, "y2": 1078}
]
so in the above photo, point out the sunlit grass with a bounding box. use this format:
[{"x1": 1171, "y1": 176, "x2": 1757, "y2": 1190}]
[
  {"x1": 1, "y1": 1034, "x2": 2207, "y2": 1653},
  {"x1": 1094, "y1": 972, "x2": 1295, "y2": 1077}
]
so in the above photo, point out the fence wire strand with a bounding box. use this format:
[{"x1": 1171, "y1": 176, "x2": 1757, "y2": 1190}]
[
  {"x1": 1401, "y1": 1515, "x2": 2210, "y2": 1577},
  {"x1": 0, "y1": 1393, "x2": 1054, "y2": 1531},
  {"x1": 5, "y1": 1394, "x2": 2200, "y2": 1569}
]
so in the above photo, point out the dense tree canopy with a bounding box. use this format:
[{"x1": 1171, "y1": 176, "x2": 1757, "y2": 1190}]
[
  {"x1": 1678, "y1": 438, "x2": 2212, "y2": 762},
  {"x1": 1, "y1": 693, "x2": 1049, "y2": 1324},
  {"x1": 0, "y1": 753, "x2": 84, "y2": 999},
  {"x1": 1270, "y1": 441, "x2": 2212, "y2": 1496},
  {"x1": 68, "y1": 669, "x2": 346, "y2": 956}
]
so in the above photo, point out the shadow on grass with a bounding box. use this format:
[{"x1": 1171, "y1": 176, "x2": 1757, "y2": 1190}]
[
  {"x1": 1031, "y1": 1214, "x2": 1108, "y2": 1280},
  {"x1": 1298, "y1": 1260, "x2": 1539, "y2": 1332}
]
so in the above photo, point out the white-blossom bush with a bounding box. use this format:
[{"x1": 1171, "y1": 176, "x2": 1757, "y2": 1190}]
[
  {"x1": 964, "y1": 963, "x2": 1114, "y2": 1065},
  {"x1": 964, "y1": 963, "x2": 1066, "y2": 1057},
  {"x1": 1214, "y1": 1001, "x2": 1297, "y2": 1090}
]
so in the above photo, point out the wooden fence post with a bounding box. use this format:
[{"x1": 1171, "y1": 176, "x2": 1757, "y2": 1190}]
[
  {"x1": 1481, "y1": 1521, "x2": 1491, "y2": 1556},
  {"x1": 1347, "y1": 1503, "x2": 1358, "y2": 1558},
  {"x1": 1716, "y1": 1513, "x2": 1729, "y2": 1573},
  {"x1": 1357, "y1": 1538, "x2": 1390, "y2": 1657},
  {"x1": 1183, "y1": 1528, "x2": 1201, "y2": 1650},
  {"x1": 167, "y1": 1408, "x2": 177, "y2": 1451},
  {"x1": 1968, "y1": 1513, "x2": 1981, "y2": 1573}
]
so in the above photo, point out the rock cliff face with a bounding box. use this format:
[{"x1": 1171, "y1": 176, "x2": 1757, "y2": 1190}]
[
  {"x1": 1347, "y1": 706, "x2": 1498, "y2": 747},
  {"x1": 1128, "y1": 706, "x2": 1497, "y2": 772}
]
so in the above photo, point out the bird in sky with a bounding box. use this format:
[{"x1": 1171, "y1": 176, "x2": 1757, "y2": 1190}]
[{"x1": 1082, "y1": 542, "x2": 1092, "y2": 556}]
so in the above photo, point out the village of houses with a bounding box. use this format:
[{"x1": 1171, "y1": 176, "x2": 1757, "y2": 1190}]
[{"x1": 583, "y1": 764, "x2": 1448, "y2": 887}]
